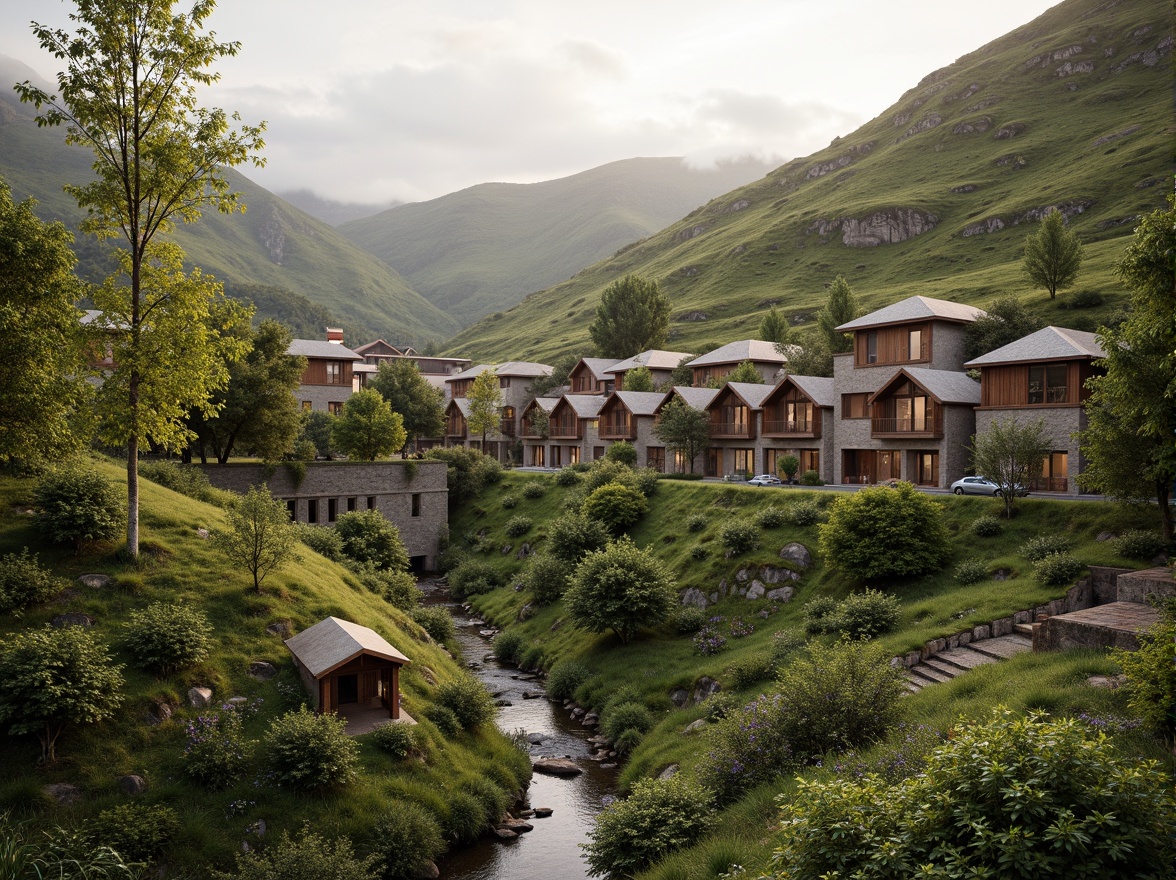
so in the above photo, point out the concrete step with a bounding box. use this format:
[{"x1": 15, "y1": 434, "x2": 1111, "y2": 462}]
[
  {"x1": 903, "y1": 677, "x2": 924, "y2": 693},
  {"x1": 933, "y1": 647, "x2": 999, "y2": 672},
  {"x1": 920, "y1": 657, "x2": 966, "y2": 679},
  {"x1": 968, "y1": 634, "x2": 1033, "y2": 661},
  {"x1": 908, "y1": 663, "x2": 954, "y2": 684},
  {"x1": 1013, "y1": 622, "x2": 1036, "y2": 637}
]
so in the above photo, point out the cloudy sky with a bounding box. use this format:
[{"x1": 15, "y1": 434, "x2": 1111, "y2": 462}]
[{"x1": 0, "y1": 0, "x2": 1059, "y2": 204}]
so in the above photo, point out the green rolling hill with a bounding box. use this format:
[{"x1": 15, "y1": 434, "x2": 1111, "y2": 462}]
[
  {"x1": 0, "y1": 57, "x2": 457, "y2": 347},
  {"x1": 443, "y1": 0, "x2": 1174, "y2": 363},
  {"x1": 338, "y1": 156, "x2": 777, "y2": 327}
]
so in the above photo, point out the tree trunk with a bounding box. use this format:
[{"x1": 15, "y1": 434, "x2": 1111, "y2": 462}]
[
  {"x1": 127, "y1": 436, "x2": 139, "y2": 558},
  {"x1": 1157, "y1": 480, "x2": 1173, "y2": 542}
]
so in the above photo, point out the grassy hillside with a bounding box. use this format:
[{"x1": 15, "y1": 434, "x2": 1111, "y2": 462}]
[
  {"x1": 339, "y1": 157, "x2": 776, "y2": 327},
  {"x1": 0, "y1": 459, "x2": 527, "y2": 873},
  {"x1": 0, "y1": 60, "x2": 457, "y2": 347},
  {"x1": 444, "y1": 0, "x2": 1173, "y2": 362},
  {"x1": 448, "y1": 468, "x2": 1174, "y2": 878}
]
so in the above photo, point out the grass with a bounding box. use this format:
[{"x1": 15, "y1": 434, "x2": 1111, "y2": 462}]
[{"x1": 0, "y1": 458, "x2": 528, "y2": 872}]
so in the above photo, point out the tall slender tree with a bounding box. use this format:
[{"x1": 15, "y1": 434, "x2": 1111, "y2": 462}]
[
  {"x1": 17, "y1": 0, "x2": 266, "y2": 558},
  {"x1": 589, "y1": 275, "x2": 671, "y2": 359},
  {"x1": 465, "y1": 369, "x2": 504, "y2": 453},
  {"x1": 759, "y1": 306, "x2": 791, "y2": 346},
  {"x1": 1022, "y1": 209, "x2": 1084, "y2": 300},
  {"x1": 816, "y1": 275, "x2": 861, "y2": 354},
  {"x1": 654, "y1": 398, "x2": 710, "y2": 473}
]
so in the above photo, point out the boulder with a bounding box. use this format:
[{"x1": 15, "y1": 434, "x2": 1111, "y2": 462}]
[
  {"x1": 145, "y1": 700, "x2": 174, "y2": 726},
  {"x1": 414, "y1": 862, "x2": 440, "y2": 880},
  {"x1": 669, "y1": 687, "x2": 689, "y2": 708},
  {"x1": 745, "y1": 581, "x2": 765, "y2": 600},
  {"x1": 491, "y1": 827, "x2": 518, "y2": 840},
  {"x1": 498, "y1": 818, "x2": 534, "y2": 833},
  {"x1": 248, "y1": 661, "x2": 277, "y2": 680},
  {"x1": 680, "y1": 587, "x2": 708, "y2": 608},
  {"x1": 533, "y1": 758, "x2": 582, "y2": 777},
  {"x1": 533, "y1": 807, "x2": 554, "y2": 818},
  {"x1": 691, "y1": 677, "x2": 721, "y2": 705},
  {"x1": 51, "y1": 613, "x2": 94, "y2": 628},
  {"x1": 683, "y1": 719, "x2": 708, "y2": 734},
  {"x1": 266, "y1": 620, "x2": 293, "y2": 638},
  {"x1": 187, "y1": 686, "x2": 214, "y2": 708},
  {"x1": 778, "y1": 543, "x2": 812, "y2": 569},
  {"x1": 43, "y1": 783, "x2": 82, "y2": 806},
  {"x1": 117, "y1": 774, "x2": 147, "y2": 795},
  {"x1": 77, "y1": 573, "x2": 112, "y2": 589},
  {"x1": 657, "y1": 764, "x2": 680, "y2": 780},
  {"x1": 525, "y1": 733, "x2": 549, "y2": 745},
  {"x1": 765, "y1": 586, "x2": 795, "y2": 602}
]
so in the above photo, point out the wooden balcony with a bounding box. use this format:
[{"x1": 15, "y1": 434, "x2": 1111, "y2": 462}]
[
  {"x1": 709, "y1": 421, "x2": 755, "y2": 440},
  {"x1": 445, "y1": 420, "x2": 466, "y2": 439},
  {"x1": 761, "y1": 418, "x2": 818, "y2": 438},
  {"x1": 548, "y1": 422, "x2": 580, "y2": 440},
  {"x1": 599, "y1": 420, "x2": 635, "y2": 440},
  {"x1": 870, "y1": 414, "x2": 943, "y2": 438}
]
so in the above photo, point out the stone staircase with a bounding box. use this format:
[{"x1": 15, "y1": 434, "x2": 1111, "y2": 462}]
[{"x1": 904, "y1": 629, "x2": 1034, "y2": 692}]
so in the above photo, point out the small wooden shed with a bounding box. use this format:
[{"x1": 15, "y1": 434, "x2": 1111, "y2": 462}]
[{"x1": 285, "y1": 617, "x2": 411, "y2": 719}]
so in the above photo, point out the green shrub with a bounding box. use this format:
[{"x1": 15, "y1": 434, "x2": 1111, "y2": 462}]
[
  {"x1": 264, "y1": 707, "x2": 359, "y2": 790},
  {"x1": 672, "y1": 606, "x2": 707, "y2": 634},
  {"x1": 462, "y1": 776, "x2": 511, "y2": 827},
  {"x1": 1020, "y1": 534, "x2": 1072, "y2": 561},
  {"x1": 605, "y1": 441, "x2": 637, "y2": 466},
  {"x1": 123, "y1": 601, "x2": 213, "y2": 674},
  {"x1": 581, "y1": 481, "x2": 648, "y2": 534},
  {"x1": 296, "y1": 523, "x2": 344, "y2": 560},
  {"x1": 704, "y1": 692, "x2": 737, "y2": 722},
  {"x1": 632, "y1": 467, "x2": 660, "y2": 497},
  {"x1": 971, "y1": 515, "x2": 1003, "y2": 537},
  {"x1": 583, "y1": 459, "x2": 634, "y2": 492},
  {"x1": 612, "y1": 727, "x2": 644, "y2": 756},
  {"x1": 493, "y1": 630, "x2": 525, "y2": 665},
  {"x1": 1111, "y1": 602, "x2": 1175, "y2": 747},
  {"x1": 660, "y1": 472, "x2": 704, "y2": 481},
  {"x1": 1067, "y1": 288, "x2": 1105, "y2": 308},
  {"x1": 359, "y1": 568, "x2": 422, "y2": 610},
  {"x1": 1033, "y1": 551, "x2": 1084, "y2": 586},
  {"x1": 777, "y1": 454, "x2": 800, "y2": 481},
  {"x1": 819, "y1": 483, "x2": 948, "y2": 579},
  {"x1": 690, "y1": 545, "x2": 709, "y2": 561},
  {"x1": 447, "y1": 559, "x2": 504, "y2": 598},
  {"x1": 34, "y1": 461, "x2": 125, "y2": 552},
  {"x1": 184, "y1": 705, "x2": 251, "y2": 789},
  {"x1": 763, "y1": 709, "x2": 1176, "y2": 880},
  {"x1": 771, "y1": 628, "x2": 803, "y2": 664},
  {"x1": 519, "y1": 645, "x2": 544, "y2": 671},
  {"x1": 954, "y1": 557, "x2": 990, "y2": 585},
  {"x1": 555, "y1": 467, "x2": 581, "y2": 487},
  {"x1": 213, "y1": 826, "x2": 378, "y2": 880},
  {"x1": 504, "y1": 515, "x2": 532, "y2": 538},
  {"x1": 500, "y1": 494, "x2": 518, "y2": 510},
  {"x1": 410, "y1": 606, "x2": 454, "y2": 644},
  {"x1": 369, "y1": 800, "x2": 445, "y2": 880},
  {"x1": 583, "y1": 775, "x2": 715, "y2": 879},
  {"x1": 720, "y1": 520, "x2": 760, "y2": 555},
  {"x1": 727, "y1": 656, "x2": 776, "y2": 690},
  {"x1": 1114, "y1": 529, "x2": 1166, "y2": 561},
  {"x1": 86, "y1": 803, "x2": 179, "y2": 863},
  {"x1": 424, "y1": 704, "x2": 461, "y2": 738},
  {"x1": 370, "y1": 720, "x2": 420, "y2": 759},
  {"x1": 139, "y1": 460, "x2": 228, "y2": 506},
  {"x1": 548, "y1": 512, "x2": 610, "y2": 563},
  {"x1": 786, "y1": 499, "x2": 822, "y2": 526},
  {"x1": 698, "y1": 692, "x2": 795, "y2": 803},
  {"x1": 442, "y1": 789, "x2": 487, "y2": 844},
  {"x1": 546, "y1": 659, "x2": 590, "y2": 701},
  {"x1": 686, "y1": 513, "x2": 708, "y2": 532},
  {"x1": 602, "y1": 701, "x2": 654, "y2": 742},
  {"x1": 565, "y1": 537, "x2": 677, "y2": 644},
  {"x1": 799, "y1": 469, "x2": 823, "y2": 486},
  {"x1": 521, "y1": 482, "x2": 545, "y2": 499},
  {"x1": 425, "y1": 447, "x2": 500, "y2": 505},
  {"x1": 757, "y1": 506, "x2": 785, "y2": 528},
  {"x1": 522, "y1": 553, "x2": 571, "y2": 606},
  {"x1": 802, "y1": 596, "x2": 838, "y2": 635},
  {"x1": 0, "y1": 549, "x2": 66, "y2": 615},
  {"x1": 836, "y1": 589, "x2": 901, "y2": 639},
  {"x1": 334, "y1": 510, "x2": 409, "y2": 571},
  {"x1": 435, "y1": 675, "x2": 496, "y2": 730}
]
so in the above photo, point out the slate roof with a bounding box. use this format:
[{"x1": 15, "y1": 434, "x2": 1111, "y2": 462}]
[
  {"x1": 667, "y1": 386, "x2": 720, "y2": 410},
  {"x1": 604, "y1": 349, "x2": 696, "y2": 374},
  {"x1": 445, "y1": 363, "x2": 497, "y2": 383},
  {"x1": 963, "y1": 326, "x2": 1106, "y2": 367},
  {"x1": 287, "y1": 339, "x2": 364, "y2": 360},
  {"x1": 870, "y1": 367, "x2": 981, "y2": 405},
  {"x1": 721, "y1": 381, "x2": 776, "y2": 410},
  {"x1": 559, "y1": 394, "x2": 606, "y2": 418},
  {"x1": 285, "y1": 617, "x2": 410, "y2": 679},
  {"x1": 497, "y1": 361, "x2": 554, "y2": 378},
  {"x1": 526, "y1": 397, "x2": 561, "y2": 414},
  {"x1": 784, "y1": 375, "x2": 836, "y2": 408},
  {"x1": 836, "y1": 295, "x2": 986, "y2": 331},
  {"x1": 447, "y1": 397, "x2": 473, "y2": 418},
  {"x1": 611, "y1": 390, "x2": 669, "y2": 416},
  {"x1": 573, "y1": 358, "x2": 621, "y2": 381},
  {"x1": 687, "y1": 339, "x2": 790, "y2": 368},
  {"x1": 352, "y1": 339, "x2": 404, "y2": 357}
]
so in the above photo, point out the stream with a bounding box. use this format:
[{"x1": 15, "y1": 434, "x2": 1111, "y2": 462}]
[{"x1": 421, "y1": 582, "x2": 617, "y2": 880}]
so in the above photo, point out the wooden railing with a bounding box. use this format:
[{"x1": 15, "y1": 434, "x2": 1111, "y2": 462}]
[
  {"x1": 762, "y1": 418, "x2": 816, "y2": 436},
  {"x1": 599, "y1": 420, "x2": 634, "y2": 440},
  {"x1": 870, "y1": 413, "x2": 943, "y2": 437},
  {"x1": 710, "y1": 421, "x2": 754, "y2": 439},
  {"x1": 548, "y1": 420, "x2": 579, "y2": 440}
]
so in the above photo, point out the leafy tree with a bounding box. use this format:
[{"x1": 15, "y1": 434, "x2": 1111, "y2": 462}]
[
  {"x1": 784, "y1": 334, "x2": 834, "y2": 377},
  {"x1": 370, "y1": 359, "x2": 446, "y2": 452},
  {"x1": 816, "y1": 275, "x2": 861, "y2": 354},
  {"x1": 1078, "y1": 196, "x2": 1176, "y2": 540},
  {"x1": 759, "y1": 305, "x2": 791, "y2": 346},
  {"x1": 20, "y1": 1, "x2": 265, "y2": 560},
  {"x1": 565, "y1": 537, "x2": 676, "y2": 644},
  {"x1": 621, "y1": 365, "x2": 655, "y2": 392},
  {"x1": 653, "y1": 397, "x2": 710, "y2": 473},
  {"x1": 465, "y1": 369, "x2": 503, "y2": 451},
  {"x1": 581, "y1": 481, "x2": 648, "y2": 534},
  {"x1": 1112, "y1": 600, "x2": 1175, "y2": 751},
  {"x1": 968, "y1": 416, "x2": 1051, "y2": 517},
  {"x1": 35, "y1": 461, "x2": 125, "y2": 552},
  {"x1": 667, "y1": 355, "x2": 694, "y2": 388},
  {"x1": 1023, "y1": 209, "x2": 1084, "y2": 299},
  {"x1": 819, "y1": 483, "x2": 948, "y2": 580},
  {"x1": 777, "y1": 454, "x2": 800, "y2": 481},
  {"x1": 605, "y1": 441, "x2": 637, "y2": 465},
  {"x1": 0, "y1": 180, "x2": 90, "y2": 470},
  {"x1": 212, "y1": 825, "x2": 379, "y2": 880},
  {"x1": 548, "y1": 512, "x2": 611, "y2": 564},
  {"x1": 589, "y1": 275, "x2": 671, "y2": 359},
  {"x1": 213, "y1": 484, "x2": 299, "y2": 592},
  {"x1": 963, "y1": 294, "x2": 1045, "y2": 360},
  {"x1": 526, "y1": 406, "x2": 550, "y2": 439},
  {"x1": 334, "y1": 510, "x2": 409, "y2": 571},
  {"x1": 721, "y1": 359, "x2": 763, "y2": 385},
  {"x1": 299, "y1": 410, "x2": 336, "y2": 459},
  {"x1": 0, "y1": 625, "x2": 124, "y2": 762},
  {"x1": 529, "y1": 353, "x2": 577, "y2": 398},
  {"x1": 189, "y1": 319, "x2": 305, "y2": 463},
  {"x1": 330, "y1": 388, "x2": 405, "y2": 461}
]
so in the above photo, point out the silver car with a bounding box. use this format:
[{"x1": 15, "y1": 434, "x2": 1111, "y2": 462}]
[
  {"x1": 747, "y1": 473, "x2": 782, "y2": 486},
  {"x1": 950, "y1": 476, "x2": 1028, "y2": 496}
]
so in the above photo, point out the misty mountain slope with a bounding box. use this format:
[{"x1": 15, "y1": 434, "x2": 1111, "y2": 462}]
[
  {"x1": 0, "y1": 60, "x2": 457, "y2": 346},
  {"x1": 338, "y1": 156, "x2": 776, "y2": 326},
  {"x1": 444, "y1": 0, "x2": 1173, "y2": 362}
]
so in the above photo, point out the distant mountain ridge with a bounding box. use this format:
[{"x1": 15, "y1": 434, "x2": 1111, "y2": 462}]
[
  {"x1": 443, "y1": 0, "x2": 1174, "y2": 362},
  {"x1": 338, "y1": 156, "x2": 777, "y2": 327},
  {"x1": 276, "y1": 189, "x2": 404, "y2": 226}
]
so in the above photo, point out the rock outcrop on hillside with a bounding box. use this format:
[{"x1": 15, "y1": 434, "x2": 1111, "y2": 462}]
[{"x1": 809, "y1": 208, "x2": 940, "y2": 247}]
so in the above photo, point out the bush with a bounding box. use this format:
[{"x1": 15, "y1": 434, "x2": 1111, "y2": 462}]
[
  {"x1": 756, "y1": 505, "x2": 785, "y2": 528},
  {"x1": 504, "y1": 515, "x2": 532, "y2": 538},
  {"x1": 0, "y1": 549, "x2": 66, "y2": 615},
  {"x1": 86, "y1": 803, "x2": 179, "y2": 863},
  {"x1": 359, "y1": 567, "x2": 421, "y2": 610},
  {"x1": 720, "y1": 520, "x2": 760, "y2": 555},
  {"x1": 954, "y1": 556, "x2": 990, "y2": 585},
  {"x1": 139, "y1": 460, "x2": 227, "y2": 506},
  {"x1": 565, "y1": 537, "x2": 677, "y2": 644},
  {"x1": 370, "y1": 720, "x2": 420, "y2": 759},
  {"x1": 123, "y1": 601, "x2": 213, "y2": 674},
  {"x1": 786, "y1": 499, "x2": 822, "y2": 526},
  {"x1": 836, "y1": 589, "x2": 901, "y2": 639},
  {"x1": 554, "y1": 467, "x2": 581, "y2": 487},
  {"x1": 631, "y1": 467, "x2": 660, "y2": 497},
  {"x1": 763, "y1": 709, "x2": 1176, "y2": 880},
  {"x1": 493, "y1": 630, "x2": 525, "y2": 665},
  {"x1": 424, "y1": 704, "x2": 461, "y2": 738},
  {"x1": 500, "y1": 494, "x2": 518, "y2": 510},
  {"x1": 522, "y1": 553, "x2": 571, "y2": 605},
  {"x1": 546, "y1": 659, "x2": 590, "y2": 701},
  {"x1": 1112, "y1": 602, "x2": 1175, "y2": 747},
  {"x1": 581, "y1": 481, "x2": 648, "y2": 534},
  {"x1": 184, "y1": 705, "x2": 251, "y2": 789},
  {"x1": 698, "y1": 692, "x2": 794, "y2": 803},
  {"x1": 583, "y1": 775, "x2": 715, "y2": 880},
  {"x1": 819, "y1": 483, "x2": 948, "y2": 579},
  {"x1": 334, "y1": 510, "x2": 409, "y2": 571},
  {"x1": 605, "y1": 441, "x2": 637, "y2": 466},
  {"x1": 213, "y1": 826, "x2": 378, "y2": 880},
  {"x1": 686, "y1": 513, "x2": 708, "y2": 533},
  {"x1": 410, "y1": 606, "x2": 454, "y2": 644},
  {"x1": 369, "y1": 800, "x2": 445, "y2": 880},
  {"x1": 1020, "y1": 533, "x2": 1072, "y2": 561},
  {"x1": 660, "y1": 472, "x2": 704, "y2": 481},
  {"x1": 1033, "y1": 551, "x2": 1084, "y2": 586},
  {"x1": 548, "y1": 512, "x2": 610, "y2": 564},
  {"x1": 435, "y1": 675, "x2": 496, "y2": 730},
  {"x1": 602, "y1": 701, "x2": 654, "y2": 741},
  {"x1": 1114, "y1": 529, "x2": 1166, "y2": 561},
  {"x1": 521, "y1": 481, "x2": 545, "y2": 499},
  {"x1": 802, "y1": 596, "x2": 838, "y2": 635},
  {"x1": 34, "y1": 461, "x2": 125, "y2": 552},
  {"x1": 690, "y1": 545, "x2": 709, "y2": 561},
  {"x1": 799, "y1": 469, "x2": 823, "y2": 486},
  {"x1": 425, "y1": 447, "x2": 500, "y2": 505},
  {"x1": 728, "y1": 656, "x2": 776, "y2": 690},
  {"x1": 447, "y1": 558, "x2": 504, "y2": 598},
  {"x1": 264, "y1": 707, "x2": 359, "y2": 790},
  {"x1": 296, "y1": 523, "x2": 344, "y2": 560},
  {"x1": 583, "y1": 459, "x2": 634, "y2": 492},
  {"x1": 442, "y1": 789, "x2": 487, "y2": 844},
  {"x1": 1067, "y1": 288, "x2": 1105, "y2": 308},
  {"x1": 672, "y1": 606, "x2": 708, "y2": 634},
  {"x1": 693, "y1": 623, "x2": 728, "y2": 655},
  {"x1": 971, "y1": 515, "x2": 1003, "y2": 537},
  {"x1": 612, "y1": 727, "x2": 643, "y2": 757},
  {"x1": 519, "y1": 644, "x2": 544, "y2": 672}
]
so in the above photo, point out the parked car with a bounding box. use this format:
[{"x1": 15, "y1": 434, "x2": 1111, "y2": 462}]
[
  {"x1": 747, "y1": 473, "x2": 782, "y2": 486},
  {"x1": 950, "y1": 476, "x2": 1029, "y2": 496}
]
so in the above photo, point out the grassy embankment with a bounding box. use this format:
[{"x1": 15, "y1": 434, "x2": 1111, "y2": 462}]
[
  {"x1": 0, "y1": 458, "x2": 527, "y2": 873},
  {"x1": 451, "y1": 470, "x2": 1173, "y2": 879}
]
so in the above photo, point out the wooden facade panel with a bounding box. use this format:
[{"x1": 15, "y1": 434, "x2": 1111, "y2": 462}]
[
  {"x1": 854, "y1": 322, "x2": 930, "y2": 367},
  {"x1": 980, "y1": 361, "x2": 1093, "y2": 408},
  {"x1": 302, "y1": 358, "x2": 353, "y2": 387}
]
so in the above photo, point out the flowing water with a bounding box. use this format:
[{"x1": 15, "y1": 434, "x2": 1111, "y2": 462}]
[{"x1": 421, "y1": 583, "x2": 617, "y2": 880}]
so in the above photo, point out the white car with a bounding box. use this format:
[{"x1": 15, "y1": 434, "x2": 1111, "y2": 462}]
[
  {"x1": 746, "y1": 474, "x2": 782, "y2": 486},
  {"x1": 950, "y1": 476, "x2": 1028, "y2": 496}
]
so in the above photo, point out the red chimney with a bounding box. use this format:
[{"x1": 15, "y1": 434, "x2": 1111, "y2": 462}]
[{"x1": 326, "y1": 327, "x2": 344, "y2": 344}]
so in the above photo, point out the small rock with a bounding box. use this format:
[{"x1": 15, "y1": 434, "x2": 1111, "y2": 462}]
[
  {"x1": 549, "y1": 618, "x2": 564, "y2": 632},
  {"x1": 491, "y1": 827, "x2": 518, "y2": 840},
  {"x1": 683, "y1": 718, "x2": 708, "y2": 734},
  {"x1": 227, "y1": 696, "x2": 249, "y2": 707},
  {"x1": 522, "y1": 691, "x2": 542, "y2": 700},
  {"x1": 680, "y1": 587, "x2": 708, "y2": 608},
  {"x1": 248, "y1": 661, "x2": 277, "y2": 680},
  {"x1": 691, "y1": 677, "x2": 721, "y2": 705},
  {"x1": 1095, "y1": 531, "x2": 1116, "y2": 542},
  {"x1": 533, "y1": 758, "x2": 582, "y2": 777},
  {"x1": 187, "y1": 686, "x2": 214, "y2": 708},
  {"x1": 533, "y1": 807, "x2": 554, "y2": 817},
  {"x1": 498, "y1": 818, "x2": 534, "y2": 833},
  {"x1": 117, "y1": 775, "x2": 147, "y2": 795},
  {"x1": 526, "y1": 733, "x2": 549, "y2": 745},
  {"x1": 479, "y1": 629, "x2": 497, "y2": 638},
  {"x1": 669, "y1": 687, "x2": 689, "y2": 708},
  {"x1": 146, "y1": 701, "x2": 174, "y2": 726},
  {"x1": 571, "y1": 707, "x2": 585, "y2": 718},
  {"x1": 77, "y1": 573, "x2": 112, "y2": 589},
  {"x1": 745, "y1": 581, "x2": 765, "y2": 600},
  {"x1": 247, "y1": 819, "x2": 266, "y2": 838},
  {"x1": 414, "y1": 862, "x2": 441, "y2": 880},
  {"x1": 266, "y1": 620, "x2": 293, "y2": 638},
  {"x1": 495, "y1": 699, "x2": 513, "y2": 707},
  {"x1": 468, "y1": 662, "x2": 482, "y2": 670},
  {"x1": 500, "y1": 544, "x2": 513, "y2": 555},
  {"x1": 657, "y1": 764, "x2": 680, "y2": 780},
  {"x1": 516, "y1": 543, "x2": 532, "y2": 560},
  {"x1": 51, "y1": 612, "x2": 94, "y2": 628},
  {"x1": 765, "y1": 586, "x2": 794, "y2": 602},
  {"x1": 195, "y1": 528, "x2": 210, "y2": 539},
  {"x1": 1086, "y1": 674, "x2": 1127, "y2": 689},
  {"x1": 43, "y1": 783, "x2": 82, "y2": 806},
  {"x1": 735, "y1": 568, "x2": 751, "y2": 583},
  {"x1": 600, "y1": 762, "x2": 617, "y2": 769}
]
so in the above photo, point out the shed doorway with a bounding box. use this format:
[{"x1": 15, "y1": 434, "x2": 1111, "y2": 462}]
[{"x1": 337, "y1": 674, "x2": 359, "y2": 704}]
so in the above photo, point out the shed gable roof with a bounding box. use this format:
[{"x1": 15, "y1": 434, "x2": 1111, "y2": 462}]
[
  {"x1": 285, "y1": 616, "x2": 410, "y2": 679},
  {"x1": 604, "y1": 349, "x2": 696, "y2": 374}
]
